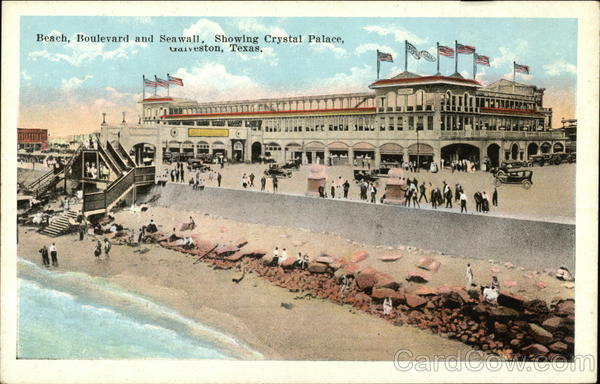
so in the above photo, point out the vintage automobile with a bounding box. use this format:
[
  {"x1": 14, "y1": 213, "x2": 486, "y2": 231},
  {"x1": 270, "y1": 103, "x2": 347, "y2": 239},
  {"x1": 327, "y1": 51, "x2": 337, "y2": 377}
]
[
  {"x1": 187, "y1": 158, "x2": 212, "y2": 171},
  {"x1": 281, "y1": 159, "x2": 302, "y2": 170},
  {"x1": 353, "y1": 169, "x2": 379, "y2": 184},
  {"x1": 489, "y1": 160, "x2": 529, "y2": 176},
  {"x1": 493, "y1": 169, "x2": 534, "y2": 189},
  {"x1": 551, "y1": 152, "x2": 576, "y2": 165},
  {"x1": 264, "y1": 165, "x2": 292, "y2": 178}
]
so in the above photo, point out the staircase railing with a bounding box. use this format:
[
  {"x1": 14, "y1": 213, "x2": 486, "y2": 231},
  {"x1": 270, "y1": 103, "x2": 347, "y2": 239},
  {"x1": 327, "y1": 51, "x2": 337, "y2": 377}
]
[
  {"x1": 115, "y1": 141, "x2": 136, "y2": 168},
  {"x1": 82, "y1": 168, "x2": 135, "y2": 213},
  {"x1": 105, "y1": 168, "x2": 135, "y2": 209},
  {"x1": 26, "y1": 143, "x2": 83, "y2": 193},
  {"x1": 106, "y1": 141, "x2": 129, "y2": 171},
  {"x1": 95, "y1": 141, "x2": 122, "y2": 176}
]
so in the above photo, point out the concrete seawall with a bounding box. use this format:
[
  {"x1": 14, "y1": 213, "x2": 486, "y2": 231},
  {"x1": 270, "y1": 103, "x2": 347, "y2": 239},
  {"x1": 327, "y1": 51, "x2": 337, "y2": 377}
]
[{"x1": 149, "y1": 184, "x2": 575, "y2": 271}]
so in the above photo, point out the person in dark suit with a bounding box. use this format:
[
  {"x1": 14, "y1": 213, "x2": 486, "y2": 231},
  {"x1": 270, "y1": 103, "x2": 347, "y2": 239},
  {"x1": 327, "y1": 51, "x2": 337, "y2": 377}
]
[
  {"x1": 39, "y1": 245, "x2": 50, "y2": 267},
  {"x1": 492, "y1": 187, "x2": 498, "y2": 207}
]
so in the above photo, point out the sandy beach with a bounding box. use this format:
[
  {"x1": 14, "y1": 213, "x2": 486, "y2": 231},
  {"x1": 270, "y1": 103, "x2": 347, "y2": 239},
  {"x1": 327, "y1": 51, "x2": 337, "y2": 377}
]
[{"x1": 17, "y1": 202, "x2": 574, "y2": 360}]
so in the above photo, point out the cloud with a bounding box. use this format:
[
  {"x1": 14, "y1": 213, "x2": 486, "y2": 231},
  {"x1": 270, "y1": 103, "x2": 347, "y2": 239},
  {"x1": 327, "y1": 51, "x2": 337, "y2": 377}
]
[
  {"x1": 172, "y1": 63, "x2": 268, "y2": 101},
  {"x1": 310, "y1": 42, "x2": 347, "y2": 57},
  {"x1": 355, "y1": 43, "x2": 397, "y2": 58},
  {"x1": 21, "y1": 71, "x2": 32, "y2": 81},
  {"x1": 61, "y1": 75, "x2": 93, "y2": 92},
  {"x1": 183, "y1": 19, "x2": 225, "y2": 40},
  {"x1": 364, "y1": 25, "x2": 426, "y2": 45},
  {"x1": 236, "y1": 18, "x2": 288, "y2": 37},
  {"x1": 491, "y1": 39, "x2": 529, "y2": 70},
  {"x1": 543, "y1": 60, "x2": 576, "y2": 77},
  {"x1": 183, "y1": 19, "x2": 278, "y2": 65},
  {"x1": 500, "y1": 71, "x2": 533, "y2": 82},
  {"x1": 28, "y1": 33, "x2": 147, "y2": 66},
  {"x1": 308, "y1": 65, "x2": 375, "y2": 94}
]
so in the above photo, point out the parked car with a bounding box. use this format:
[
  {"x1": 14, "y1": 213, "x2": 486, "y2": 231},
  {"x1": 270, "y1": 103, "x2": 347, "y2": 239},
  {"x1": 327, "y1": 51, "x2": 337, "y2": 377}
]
[
  {"x1": 187, "y1": 159, "x2": 212, "y2": 171},
  {"x1": 264, "y1": 165, "x2": 292, "y2": 178},
  {"x1": 493, "y1": 169, "x2": 533, "y2": 189},
  {"x1": 353, "y1": 169, "x2": 379, "y2": 184},
  {"x1": 551, "y1": 152, "x2": 576, "y2": 165},
  {"x1": 281, "y1": 159, "x2": 301, "y2": 170}
]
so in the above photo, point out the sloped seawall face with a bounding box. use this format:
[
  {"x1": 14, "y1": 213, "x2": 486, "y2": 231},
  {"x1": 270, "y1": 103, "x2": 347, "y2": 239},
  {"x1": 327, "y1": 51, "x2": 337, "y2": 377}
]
[{"x1": 151, "y1": 184, "x2": 575, "y2": 271}]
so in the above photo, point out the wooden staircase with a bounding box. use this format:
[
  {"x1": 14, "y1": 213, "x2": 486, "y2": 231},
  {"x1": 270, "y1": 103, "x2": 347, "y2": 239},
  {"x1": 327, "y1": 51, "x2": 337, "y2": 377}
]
[{"x1": 39, "y1": 210, "x2": 79, "y2": 237}]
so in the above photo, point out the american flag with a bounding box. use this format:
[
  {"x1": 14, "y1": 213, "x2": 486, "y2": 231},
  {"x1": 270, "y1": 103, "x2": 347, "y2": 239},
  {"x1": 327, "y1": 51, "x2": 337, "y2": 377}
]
[
  {"x1": 457, "y1": 43, "x2": 476, "y2": 54},
  {"x1": 377, "y1": 51, "x2": 393, "y2": 62},
  {"x1": 514, "y1": 63, "x2": 530, "y2": 74},
  {"x1": 155, "y1": 76, "x2": 169, "y2": 88},
  {"x1": 438, "y1": 45, "x2": 454, "y2": 57},
  {"x1": 476, "y1": 54, "x2": 490, "y2": 66},
  {"x1": 143, "y1": 78, "x2": 158, "y2": 88},
  {"x1": 168, "y1": 74, "x2": 184, "y2": 86}
]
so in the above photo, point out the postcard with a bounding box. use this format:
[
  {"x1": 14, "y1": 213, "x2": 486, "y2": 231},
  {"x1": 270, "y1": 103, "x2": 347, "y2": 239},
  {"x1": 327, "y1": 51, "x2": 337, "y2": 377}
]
[{"x1": 1, "y1": 1, "x2": 598, "y2": 383}]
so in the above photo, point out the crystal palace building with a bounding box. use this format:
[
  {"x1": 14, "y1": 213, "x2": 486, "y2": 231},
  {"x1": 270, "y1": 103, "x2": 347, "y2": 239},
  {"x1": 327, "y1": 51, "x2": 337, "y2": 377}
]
[{"x1": 101, "y1": 72, "x2": 566, "y2": 169}]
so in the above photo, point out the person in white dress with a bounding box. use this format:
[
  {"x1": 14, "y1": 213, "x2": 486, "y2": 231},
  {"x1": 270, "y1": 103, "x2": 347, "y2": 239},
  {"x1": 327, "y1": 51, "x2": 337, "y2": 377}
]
[{"x1": 466, "y1": 263, "x2": 474, "y2": 287}]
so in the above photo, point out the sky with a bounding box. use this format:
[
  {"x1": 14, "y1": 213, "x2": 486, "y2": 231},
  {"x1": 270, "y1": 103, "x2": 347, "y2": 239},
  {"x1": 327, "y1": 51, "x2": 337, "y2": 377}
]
[{"x1": 18, "y1": 16, "x2": 577, "y2": 138}]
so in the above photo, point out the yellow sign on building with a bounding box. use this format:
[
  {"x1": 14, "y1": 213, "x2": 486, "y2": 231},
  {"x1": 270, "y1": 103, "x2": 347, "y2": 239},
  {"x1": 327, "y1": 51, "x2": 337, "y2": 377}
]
[{"x1": 188, "y1": 128, "x2": 229, "y2": 137}]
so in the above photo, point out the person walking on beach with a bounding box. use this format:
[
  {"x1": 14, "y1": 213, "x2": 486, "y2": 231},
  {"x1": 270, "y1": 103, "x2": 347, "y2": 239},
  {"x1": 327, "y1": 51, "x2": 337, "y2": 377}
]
[
  {"x1": 103, "y1": 238, "x2": 112, "y2": 259},
  {"x1": 466, "y1": 263, "x2": 474, "y2": 288},
  {"x1": 249, "y1": 173, "x2": 255, "y2": 187},
  {"x1": 330, "y1": 182, "x2": 335, "y2": 199},
  {"x1": 78, "y1": 224, "x2": 85, "y2": 241},
  {"x1": 492, "y1": 187, "x2": 498, "y2": 207},
  {"x1": 94, "y1": 240, "x2": 102, "y2": 260},
  {"x1": 241, "y1": 173, "x2": 248, "y2": 188},
  {"x1": 216, "y1": 172, "x2": 222, "y2": 187},
  {"x1": 39, "y1": 245, "x2": 50, "y2": 267},
  {"x1": 49, "y1": 242, "x2": 58, "y2": 267}
]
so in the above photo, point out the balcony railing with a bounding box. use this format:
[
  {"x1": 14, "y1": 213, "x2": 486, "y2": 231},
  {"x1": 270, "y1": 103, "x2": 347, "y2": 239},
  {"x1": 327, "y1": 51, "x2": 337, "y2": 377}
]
[{"x1": 440, "y1": 130, "x2": 566, "y2": 140}]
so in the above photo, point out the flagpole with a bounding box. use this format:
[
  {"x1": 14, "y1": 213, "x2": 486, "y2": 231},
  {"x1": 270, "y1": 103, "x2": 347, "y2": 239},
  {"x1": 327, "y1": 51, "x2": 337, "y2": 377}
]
[
  {"x1": 454, "y1": 40, "x2": 458, "y2": 75},
  {"x1": 167, "y1": 73, "x2": 170, "y2": 96},
  {"x1": 436, "y1": 42, "x2": 440, "y2": 75},
  {"x1": 473, "y1": 53, "x2": 477, "y2": 80},
  {"x1": 512, "y1": 61, "x2": 516, "y2": 82},
  {"x1": 404, "y1": 40, "x2": 408, "y2": 72},
  {"x1": 154, "y1": 75, "x2": 158, "y2": 96},
  {"x1": 376, "y1": 50, "x2": 380, "y2": 80},
  {"x1": 142, "y1": 75, "x2": 146, "y2": 100}
]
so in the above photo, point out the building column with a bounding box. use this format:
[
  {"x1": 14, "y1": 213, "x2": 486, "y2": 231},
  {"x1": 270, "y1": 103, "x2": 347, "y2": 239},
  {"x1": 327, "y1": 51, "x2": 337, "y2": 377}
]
[
  {"x1": 193, "y1": 142, "x2": 197, "y2": 158},
  {"x1": 324, "y1": 148, "x2": 330, "y2": 166},
  {"x1": 348, "y1": 147, "x2": 354, "y2": 166},
  {"x1": 312, "y1": 151, "x2": 317, "y2": 164},
  {"x1": 374, "y1": 147, "x2": 381, "y2": 168}
]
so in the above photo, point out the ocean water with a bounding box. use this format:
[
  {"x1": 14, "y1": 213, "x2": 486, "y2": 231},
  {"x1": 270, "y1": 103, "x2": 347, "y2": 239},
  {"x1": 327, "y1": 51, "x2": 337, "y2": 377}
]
[{"x1": 17, "y1": 258, "x2": 263, "y2": 359}]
